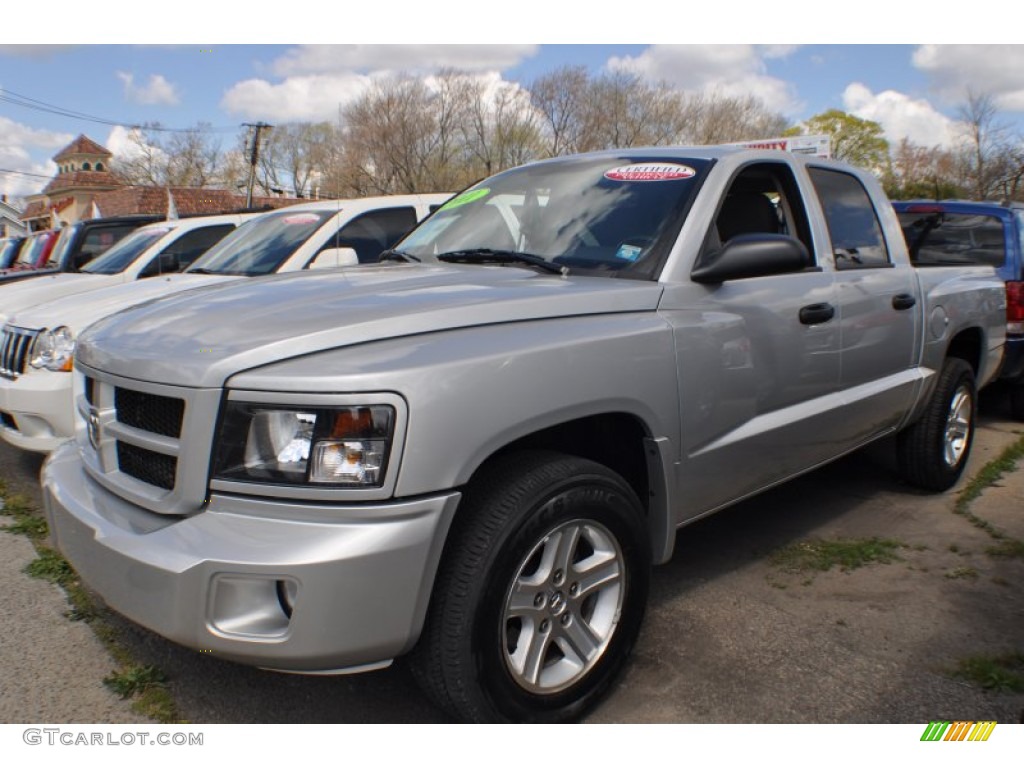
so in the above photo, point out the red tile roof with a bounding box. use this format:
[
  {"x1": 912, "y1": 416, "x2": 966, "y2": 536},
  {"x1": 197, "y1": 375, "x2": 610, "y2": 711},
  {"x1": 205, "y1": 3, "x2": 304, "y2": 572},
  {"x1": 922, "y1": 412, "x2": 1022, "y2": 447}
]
[
  {"x1": 43, "y1": 171, "x2": 120, "y2": 195},
  {"x1": 53, "y1": 134, "x2": 112, "y2": 161},
  {"x1": 21, "y1": 200, "x2": 48, "y2": 220},
  {"x1": 91, "y1": 187, "x2": 304, "y2": 218}
]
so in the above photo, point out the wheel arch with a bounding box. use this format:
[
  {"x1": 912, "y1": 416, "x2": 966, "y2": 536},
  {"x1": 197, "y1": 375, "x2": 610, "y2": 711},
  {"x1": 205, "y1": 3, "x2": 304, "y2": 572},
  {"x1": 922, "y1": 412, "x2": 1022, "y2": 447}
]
[
  {"x1": 945, "y1": 326, "x2": 983, "y2": 375},
  {"x1": 458, "y1": 412, "x2": 676, "y2": 565}
]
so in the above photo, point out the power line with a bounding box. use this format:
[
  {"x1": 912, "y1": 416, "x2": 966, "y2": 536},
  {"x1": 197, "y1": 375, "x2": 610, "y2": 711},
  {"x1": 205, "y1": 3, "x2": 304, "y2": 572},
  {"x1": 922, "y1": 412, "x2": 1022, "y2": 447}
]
[
  {"x1": 0, "y1": 87, "x2": 240, "y2": 133},
  {"x1": 0, "y1": 167, "x2": 56, "y2": 181}
]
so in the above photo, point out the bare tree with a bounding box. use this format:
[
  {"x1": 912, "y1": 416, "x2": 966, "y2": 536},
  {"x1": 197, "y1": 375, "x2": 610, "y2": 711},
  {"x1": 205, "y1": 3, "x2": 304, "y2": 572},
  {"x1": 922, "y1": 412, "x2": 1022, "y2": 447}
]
[
  {"x1": 110, "y1": 123, "x2": 166, "y2": 186},
  {"x1": 111, "y1": 123, "x2": 226, "y2": 188},
  {"x1": 883, "y1": 138, "x2": 964, "y2": 200},
  {"x1": 163, "y1": 123, "x2": 223, "y2": 187},
  {"x1": 529, "y1": 65, "x2": 591, "y2": 156},
  {"x1": 956, "y1": 90, "x2": 1007, "y2": 199},
  {"x1": 460, "y1": 76, "x2": 541, "y2": 177},
  {"x1": 684, "y1": 91, "x2": 789, "y2": 145},
  {"x1": 582, "y1": 72, "x2": 689, "y2": 150}
]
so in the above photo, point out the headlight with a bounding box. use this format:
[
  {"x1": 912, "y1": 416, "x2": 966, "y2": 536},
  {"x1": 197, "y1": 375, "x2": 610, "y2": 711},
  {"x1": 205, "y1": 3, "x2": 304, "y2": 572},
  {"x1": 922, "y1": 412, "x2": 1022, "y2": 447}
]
[
  {"x1": 212, "y1": 403, "x2": 395, "y2": 487},
  {"x1": 29, "y1": 326, "x2": 76, "y2": 372}
]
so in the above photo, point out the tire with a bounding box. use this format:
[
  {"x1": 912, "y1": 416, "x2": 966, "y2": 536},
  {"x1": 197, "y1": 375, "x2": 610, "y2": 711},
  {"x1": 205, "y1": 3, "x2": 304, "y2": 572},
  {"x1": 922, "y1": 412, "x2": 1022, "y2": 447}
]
[
  {"x1": 409, "y1": 451, "x2": 650, "y2": 723},
  {"x1": 897, "y1": 357, "x2": 976, "y2": 491}
]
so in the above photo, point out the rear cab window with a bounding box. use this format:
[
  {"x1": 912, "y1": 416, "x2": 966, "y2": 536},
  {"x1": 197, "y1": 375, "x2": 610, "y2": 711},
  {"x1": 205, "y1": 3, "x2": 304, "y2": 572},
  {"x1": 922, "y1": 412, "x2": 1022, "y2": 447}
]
[{"x1": 896, "y1": 208, "x2": 1006, "y2": 268}]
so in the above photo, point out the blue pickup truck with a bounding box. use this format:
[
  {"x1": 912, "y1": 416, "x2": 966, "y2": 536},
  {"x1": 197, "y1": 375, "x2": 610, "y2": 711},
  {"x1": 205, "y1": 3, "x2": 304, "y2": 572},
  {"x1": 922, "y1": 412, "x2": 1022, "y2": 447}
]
[{"x1": 894, "y1": 200, "x2": 1024, "y2": 418}]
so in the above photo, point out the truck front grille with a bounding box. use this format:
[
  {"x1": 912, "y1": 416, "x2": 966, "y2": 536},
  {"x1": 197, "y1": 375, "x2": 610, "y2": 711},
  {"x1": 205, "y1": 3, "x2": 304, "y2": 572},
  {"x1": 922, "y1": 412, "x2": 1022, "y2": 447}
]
[
  {"x1": 0, "y1": 326, "x2": 40, "y2": 380},
  {"x1": 116, "y1": 442, "x2": 177, "y2": 491},
  {"x1": 77, "y1": 368, "x2": 219, "y2": 515},
  {"x1": 115, "y1": 387, "x2": 185, "y2": 438}
]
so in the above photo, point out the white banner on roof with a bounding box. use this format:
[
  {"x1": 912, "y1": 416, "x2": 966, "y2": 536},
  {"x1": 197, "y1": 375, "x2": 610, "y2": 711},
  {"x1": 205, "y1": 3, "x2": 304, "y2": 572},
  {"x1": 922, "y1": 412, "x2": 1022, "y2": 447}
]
[{"x1": 732, "y1": 134, "x2": 832, "y2": 159}]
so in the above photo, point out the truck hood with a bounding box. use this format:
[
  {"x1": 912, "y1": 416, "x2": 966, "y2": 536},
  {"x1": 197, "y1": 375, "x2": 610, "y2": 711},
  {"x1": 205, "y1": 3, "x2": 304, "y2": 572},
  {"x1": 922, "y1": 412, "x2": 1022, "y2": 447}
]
[
  {"x1": 79, "y1": 264, "x2": 664, "y2": 388},
  {"x1": 8, "y1": 274, "x2": 239, "y2": 336},
  {"x1": 0, "y1": 273, "x2": 123, "y2": 329}
]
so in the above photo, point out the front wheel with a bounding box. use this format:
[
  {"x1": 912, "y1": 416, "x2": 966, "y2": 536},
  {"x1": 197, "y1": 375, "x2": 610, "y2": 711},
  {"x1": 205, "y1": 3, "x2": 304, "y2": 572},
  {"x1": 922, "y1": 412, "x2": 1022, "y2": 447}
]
[
  {"x1": 897, "y1": 357, "x2": 976, "y2": 491},
  {"x1": 409, "y1": 451, "x2": 650, "y2": 723}
]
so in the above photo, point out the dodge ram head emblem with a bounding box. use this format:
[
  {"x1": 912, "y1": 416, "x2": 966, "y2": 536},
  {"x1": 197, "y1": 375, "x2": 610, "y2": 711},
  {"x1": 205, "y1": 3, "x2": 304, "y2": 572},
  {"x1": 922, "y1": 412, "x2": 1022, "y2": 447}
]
[{"x1": 87, "y1": 407, "x2": 101, "y2": 450}]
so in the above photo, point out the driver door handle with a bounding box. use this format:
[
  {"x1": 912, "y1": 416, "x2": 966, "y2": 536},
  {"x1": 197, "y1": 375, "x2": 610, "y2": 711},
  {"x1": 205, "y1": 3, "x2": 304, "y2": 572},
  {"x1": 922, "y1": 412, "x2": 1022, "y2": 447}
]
[
  {"x1": 892, "y1": 293, "x2": 917, "y2": 311},
  {"x1": 799, "y1": 302, "x2": 835, "y2": 325}
]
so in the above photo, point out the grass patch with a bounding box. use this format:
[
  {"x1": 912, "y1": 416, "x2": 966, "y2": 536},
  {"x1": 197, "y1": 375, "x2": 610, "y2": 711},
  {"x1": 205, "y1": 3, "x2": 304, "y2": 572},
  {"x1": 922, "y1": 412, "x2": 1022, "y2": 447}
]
[
  {"x1": 103, "y1": 665, "x2": 179, "y2": 722},
  {"x1": 0, "y1": 492, "x2": 48, "y2": 541},
  {"x1": 1, "y1": 480, "x2": 179, "y2": 722},
  {"x1": 950, "y1": 436, "x2": 1024, "y2": 548},
  {"x1": 770, "y1": 537, "x2": 904, "y2": 575},
  {"x1": 25, "y1": 547, "x2": 75, "y2": 585},
  {"x1": 986, "y1": 539, "x2": 1024, "y2": 559},
  {"x1": 952, "y1": 651, "x2": 1024, "y2": 692},
  {"x1": 104, "y1": 665, "x2": 167, "y2": 698},
  {"x1": 944, "y1": 566, "x2": 978, "y2": 580},
  {"x1": 954, "y1": 435, "x2": 1024, "y2": 516}
]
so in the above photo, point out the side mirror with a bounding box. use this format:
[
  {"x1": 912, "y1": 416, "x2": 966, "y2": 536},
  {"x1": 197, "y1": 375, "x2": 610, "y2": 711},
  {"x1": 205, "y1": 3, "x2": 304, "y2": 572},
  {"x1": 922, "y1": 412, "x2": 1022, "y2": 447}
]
[
  {"x1": 691, "y1": 234, "x2": 811, "y2": 284},
  {"x1": 309, "y1": 247, "x2": 359, "y2": 270}
]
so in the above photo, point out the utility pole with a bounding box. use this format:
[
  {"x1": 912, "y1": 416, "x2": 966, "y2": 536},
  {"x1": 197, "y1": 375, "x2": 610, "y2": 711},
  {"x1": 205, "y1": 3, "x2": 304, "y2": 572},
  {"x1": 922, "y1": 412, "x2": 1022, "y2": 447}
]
[{"x1": 243, "y1": 122, "x2": 272, "y2": 208}]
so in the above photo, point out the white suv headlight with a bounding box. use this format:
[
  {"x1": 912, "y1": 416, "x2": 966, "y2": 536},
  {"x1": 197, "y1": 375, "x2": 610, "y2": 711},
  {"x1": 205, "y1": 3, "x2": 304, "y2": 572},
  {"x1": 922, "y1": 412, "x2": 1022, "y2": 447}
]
[
  {"x1": 212, "y1": 403, "x2": 395, "y2": 487},
  {"x1": 29, "y1": 326, "x2": 76, "y2": 372}
]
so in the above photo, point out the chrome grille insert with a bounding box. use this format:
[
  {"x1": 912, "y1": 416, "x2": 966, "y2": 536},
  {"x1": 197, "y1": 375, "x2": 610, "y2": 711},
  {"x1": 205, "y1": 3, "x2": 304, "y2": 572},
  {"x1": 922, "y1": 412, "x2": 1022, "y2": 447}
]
[{"x1": 0, "y1": 326, "x2": 40, "y2": 380}]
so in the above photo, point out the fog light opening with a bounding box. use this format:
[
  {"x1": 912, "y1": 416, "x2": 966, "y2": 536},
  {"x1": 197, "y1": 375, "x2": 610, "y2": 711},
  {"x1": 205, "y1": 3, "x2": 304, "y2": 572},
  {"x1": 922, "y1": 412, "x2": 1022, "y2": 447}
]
[{"x1": 276, "y1": 579, "x2": 298, "y2": 618}]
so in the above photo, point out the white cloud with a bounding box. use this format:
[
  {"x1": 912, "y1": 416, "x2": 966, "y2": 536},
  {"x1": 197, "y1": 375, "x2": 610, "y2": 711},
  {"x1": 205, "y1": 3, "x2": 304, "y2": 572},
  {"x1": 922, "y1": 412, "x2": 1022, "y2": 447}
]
[
  {"x1": 912, "y1": 45, "x2": 1024, "y2": 111},
  {"x1": 271, "y1": 44, "x2": 538, "y2": 77},
  {"x1": 116, "y1": 71, "x2": 180, "y2": 106},
  {"x1": 842, "y1": 83, "x2": 957, "y2": 147},
  {"x1": 0, "y1": 117, "x2": 72, "y2": 198},
  {"x1": 222, "y1": 45, "x2": 539, "y2": 121},
  {"x1": 607, "y1": 44, "x2": 802, "y2": 115},
  {"x1": 105, "y1": 125, "x2": 166, "y2": 165},
  {"x1": 221, "y1": 73, "x2": 372, "y2": 121}
]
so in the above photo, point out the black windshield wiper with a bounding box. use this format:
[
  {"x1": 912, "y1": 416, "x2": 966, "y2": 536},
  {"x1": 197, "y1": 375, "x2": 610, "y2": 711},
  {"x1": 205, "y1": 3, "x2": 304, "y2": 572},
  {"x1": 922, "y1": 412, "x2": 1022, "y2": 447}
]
[
  {"x1": 379, "y1": 249, "x2": 421, "y2": 263},
  {"x1": 187, "y1": 267, "x2": 221, "y2": 275},
  {"x1": 436, "y1": 249, "x2": 567, "y2": 275}
]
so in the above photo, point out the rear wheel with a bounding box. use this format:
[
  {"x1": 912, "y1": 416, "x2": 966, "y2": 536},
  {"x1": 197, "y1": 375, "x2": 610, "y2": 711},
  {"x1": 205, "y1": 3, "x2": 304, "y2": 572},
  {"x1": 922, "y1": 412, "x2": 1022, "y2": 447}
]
[
  {"x1": 897, "y1": 357, "x2": 976, "y2": 491},
  {"x1": 409, "y1": 451, "x2": 650, "y2": 723}
]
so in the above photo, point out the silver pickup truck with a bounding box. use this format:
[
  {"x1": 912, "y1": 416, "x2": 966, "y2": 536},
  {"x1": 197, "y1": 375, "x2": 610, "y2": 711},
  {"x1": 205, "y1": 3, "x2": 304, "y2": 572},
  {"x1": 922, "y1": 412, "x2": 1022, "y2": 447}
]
[{"x1": 42, "y1": 147, "x2": 1006, "y2": 723}]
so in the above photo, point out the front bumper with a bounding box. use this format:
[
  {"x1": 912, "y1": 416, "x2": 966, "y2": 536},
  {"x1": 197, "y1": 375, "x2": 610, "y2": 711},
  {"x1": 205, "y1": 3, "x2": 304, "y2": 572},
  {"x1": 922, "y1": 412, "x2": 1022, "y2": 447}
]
[
  {"x1": 0, "y1": 368, "x2": 74, "y2": 453},
  {"x1": 43, "y1": 441, "x2": 460, "y2": 672}
]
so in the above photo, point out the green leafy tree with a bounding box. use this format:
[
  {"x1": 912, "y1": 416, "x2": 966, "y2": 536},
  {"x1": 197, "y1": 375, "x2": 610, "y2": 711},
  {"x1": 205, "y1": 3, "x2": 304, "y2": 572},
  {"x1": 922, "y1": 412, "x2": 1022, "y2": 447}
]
[{"x1": 788, "y1": 109, "x2": 889, "y2": 169}]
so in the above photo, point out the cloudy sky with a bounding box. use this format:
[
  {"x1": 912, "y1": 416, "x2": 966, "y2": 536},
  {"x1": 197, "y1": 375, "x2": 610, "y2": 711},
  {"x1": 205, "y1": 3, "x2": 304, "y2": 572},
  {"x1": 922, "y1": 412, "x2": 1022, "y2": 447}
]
[{"x1": 0, "y1": 3, "x2": 1019, "y2": 198}]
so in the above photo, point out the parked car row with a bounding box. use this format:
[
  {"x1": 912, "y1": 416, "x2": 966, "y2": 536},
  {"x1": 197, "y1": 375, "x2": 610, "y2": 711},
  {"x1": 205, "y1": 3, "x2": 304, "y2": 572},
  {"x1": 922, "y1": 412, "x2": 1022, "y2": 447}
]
[
  {"x1": 0, "y1": 146, "x2": 1015, "y2": 723},
  {"x1": 0, "y1": 194, "x2": 450, "y2": 452}
]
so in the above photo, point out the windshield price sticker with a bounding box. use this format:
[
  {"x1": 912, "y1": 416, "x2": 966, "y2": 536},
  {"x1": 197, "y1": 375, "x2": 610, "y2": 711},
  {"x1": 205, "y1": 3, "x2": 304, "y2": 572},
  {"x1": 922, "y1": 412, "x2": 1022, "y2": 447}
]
[
  {"x1": 282, "y1": 214, "x2": 321, "y2": 225},
  {"x1": 604, "y1": 163, "x2": 696, "y2": 182},
  {"x1": 442, "y1": 188, "x2": 491, "y2": 210}
]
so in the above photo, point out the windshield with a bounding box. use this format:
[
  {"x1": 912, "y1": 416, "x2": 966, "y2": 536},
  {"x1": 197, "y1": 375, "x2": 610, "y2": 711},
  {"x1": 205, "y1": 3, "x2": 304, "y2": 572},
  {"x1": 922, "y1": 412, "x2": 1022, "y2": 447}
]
[
  {"x1": 44, "y1": 223, "x2": 80, "y2": 268},
  {"x1": 0, "y1": 238, "x2": 23, "y2": 269},
  {"x1": 397, "y1": 156, "x2": 710, "y2": 277},
  {"x1": 81, "y1": 227, "x2": 169, "y2": 275},
  {"x1": 187, "y1": 209, "x2": 332, "y2": 276}
]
